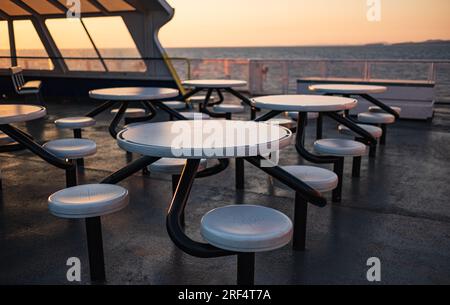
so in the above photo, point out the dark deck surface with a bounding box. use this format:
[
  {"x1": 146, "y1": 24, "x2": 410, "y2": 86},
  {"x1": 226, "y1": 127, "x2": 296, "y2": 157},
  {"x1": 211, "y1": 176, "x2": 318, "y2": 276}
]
[{"x1": 1, "y1": 97, "x2": 449, "y2": 285}]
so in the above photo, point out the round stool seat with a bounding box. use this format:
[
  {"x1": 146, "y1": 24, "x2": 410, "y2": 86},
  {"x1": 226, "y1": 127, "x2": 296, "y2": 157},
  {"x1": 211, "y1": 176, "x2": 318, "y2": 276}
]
[
  {"x1": 111, "y1": 108, "x2": 146, "y2": 118},
  {"x1": 44, "y1": 139, "x2": 97, "y2": 159},
  {"x1": 201, "y1": 205, "x2": 293, "y2": 252},
  {"x1": 55, "y1": 117, "x2": 96, "y2": 129},
  {"x1": 149, "y1": 158, "x2": 207, "y2": 174},
  {"x1": 369, "y1": 106, "x2": 401, "y2": 115},
  {"x1": 213, "y1": 104, "x2": 245, "y2": 114},
  {"x1": 287, "y1": 112, "x2": 319, "y2": 121},
  {"x1": 266, "y1": 118, "x2": 296, "y2": 129},
  {"x1": 276, "y1": 166, "x2": 338, "y2": 193},
  {"x1": 314, "y1": 138, "x2": 366, "y2": 157},
  {"x1": 338, "y1": 124, "x2": 383, "y2": 139},
  {"x1": 179, "y1": 112, "x2": 210, "y2": 120},
  {"x1": 358, "y1": 112, "x2": 395, "y2": 124},
  {"x1": 48, "y1": 184, "x2": 129, "y2": 218},
  {"x1": 0, "y1": 132, "x2": 16, "y2": 145},
  {"x1": 189, "y1": 96, "x2": 216, "y2": 104},
  {"x1": 163, "y1": 101, "x2": 186, "y2": 110}
]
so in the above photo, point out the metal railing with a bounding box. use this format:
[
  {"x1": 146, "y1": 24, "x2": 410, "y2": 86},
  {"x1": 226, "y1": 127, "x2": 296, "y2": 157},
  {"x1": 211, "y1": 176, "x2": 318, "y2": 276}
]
[{"x1": 1, "y1": 56, "x2": 449, "y2": 103}]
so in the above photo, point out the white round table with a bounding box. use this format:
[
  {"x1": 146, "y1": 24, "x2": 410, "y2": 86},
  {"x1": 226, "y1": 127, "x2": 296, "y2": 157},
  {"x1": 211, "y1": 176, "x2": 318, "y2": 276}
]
[
  {"x1": 117, "y1": 120, "x2": 292, "y2": 159},
  {"x1": 87, "y1": 87, "x2": 183, "y2": 138},
  {"x1": 308, "y1": 84, "x2": 399, "y2": 119},
  {"x1": 181, "y1": 79, "x2": 256, "y2": 119},
  {"x1": 89, "y1": 87, "x2": 179, "y2": 101},
  {"x1": 253, "y1": 95, "x2": 357, "y2": 112},
  {"x1": 0, "y1": 104, "x2": 46, "y2": 124},
  {"x1": 183, "y1": 80, "x2": 247, "y2": 89}
]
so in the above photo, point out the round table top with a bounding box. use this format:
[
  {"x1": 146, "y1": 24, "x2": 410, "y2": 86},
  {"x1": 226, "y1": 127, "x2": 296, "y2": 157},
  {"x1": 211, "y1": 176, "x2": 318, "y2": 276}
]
[
  {"x1": 117, "y1": 120, "x2": 292, "y2": 159},
  {"x1": 89, "y1": 87, "x2": 179, "y2": 101},
  {"x1": 253, "y1": 95, "x2": 358, "y2": 112},
  {"x1": 182, "y1": 79, "x2": 247, "y2": 89},
  {"x1": 308, "y1": 84, "x2": 387, "y2": 94},
  {"x1": 0, "y1": 104, "x2": 47, "y2": 124}
]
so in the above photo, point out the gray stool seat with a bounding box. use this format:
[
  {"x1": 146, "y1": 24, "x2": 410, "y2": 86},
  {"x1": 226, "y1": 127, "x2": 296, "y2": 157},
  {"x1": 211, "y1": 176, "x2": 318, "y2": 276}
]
[
  {"x1": 48, "y1": 184, "x2": 129, "y2": 218},
  {"x1": 189, "y1": 96, "x2": 216, "y2": 104},
  {"x1": 277, "y1": 166, "x2": 338, "y2": 193},
  {"x1": 0, "y1": 132, "x2": 16, "y2": 145},
  {"x1": 369, "y1": 106, "x2": 401, "y2": 115},
  {"x1": 314, "y1": 138, "x2": 366, "y2": 157},
  {"x1": 111, "y1": 108, "x2": 146, "y2": 118},
  {"x1": 287, "y1": 112, "x2": 319, "y2": 121},
  {"x1": 358, "y1": 112, "x2": 395, "y2": 124},
  {"x1": 55, "y1": 117, "x2": 96, "y2": 129},
  {"x1": 149, "y1": 158, "x2": 207, "y2": 174},
  {"x1": 44, "y1": 139, "x2": 97, "y2": 159},
  {"x1": 338, "y1": 124, "x2": 383, "y2": 139},
  {"x1": 266, "y1": 118, "x2": 296, "y2": 129},
  {"x1": 163, "y1": 101, "x2": 186, "y2": 110},
  {"x1": 201, "y1": 205, "x2": 293, "y2": 252},
  {"x1": 180, "y1": 112, "x2": 211, "y2": 120},
  {"x1": 213, "y1": 104, "x2": 245, "y2": 114}
]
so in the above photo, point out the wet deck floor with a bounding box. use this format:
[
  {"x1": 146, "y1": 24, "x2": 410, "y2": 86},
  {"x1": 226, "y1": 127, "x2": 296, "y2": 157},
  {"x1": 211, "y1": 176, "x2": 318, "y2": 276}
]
[{"x1": 1, "y1": 98, "x2": 449, "y2": 285}]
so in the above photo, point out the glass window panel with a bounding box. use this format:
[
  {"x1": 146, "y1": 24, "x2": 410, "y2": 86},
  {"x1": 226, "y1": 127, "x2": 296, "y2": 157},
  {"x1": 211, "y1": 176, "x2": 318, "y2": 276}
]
[
  {"x1": 0, "y1": 21, "x2": 11, "y2": 68},
  {"x1": 46, "y1": 18, "x2": 104, "y2": 71},
  {"x1": 21, "y1": 0, "x2": 63, "y2": 14},
  {"x1": 13, "y1": 20, "x2": 53, "y2": 70},
  {"x1": 82, "y1": 16, "x2": 146, "y2": 72},
  {"x1": 1, "y1": 1, "x2": 31, "y2": 16},
  {"x1": 96, "y1": 0, "x2": 135, "y2": 12},
  {"x1": 57, "y1": 0, "x2": 100, "y2": 13}
]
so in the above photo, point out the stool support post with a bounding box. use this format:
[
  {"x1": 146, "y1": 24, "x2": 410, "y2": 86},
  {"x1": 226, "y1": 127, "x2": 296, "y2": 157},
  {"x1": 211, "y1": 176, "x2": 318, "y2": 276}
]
[
  {"x1": 85, "y1": 216, "x2": 106, "y2": 282},
  {"x1": 316, "y1": 113, "x2": 323, "y2": 140},
  {"x1": 352, "y1": 156, "x2": 362, "y2": 178},
  {"x1": 380, "y1": 124, "x2": 387, "y2": 145},
  {"x1": 332, "y1": 158, "x2": 344, "y2": 203},
  {"x1": 235, "y1": 158, "x2": 245, "y2": 190},
  {"x1": 65, "y1": 163, "x2": 77, "y2": 187},
  {"x1": 237, "y1": 253, "x2": 255, "y2": 286},
  {"x1": 293, "y1": 192, "x2": 308, "y2": 251},
  {"x1": 73, "y1": 129, "x2": 85, "y2": 168},
  {"x1": 172, "y1": 174, "x2": 185, "y2": 227}
]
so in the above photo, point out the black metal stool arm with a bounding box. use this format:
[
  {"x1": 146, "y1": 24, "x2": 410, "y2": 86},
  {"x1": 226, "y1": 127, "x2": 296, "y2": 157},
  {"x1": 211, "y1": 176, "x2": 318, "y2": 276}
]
[
  {"x1": 325, "y1": 112, "x2": 377, "y2": 146},
  {"x1": 181, "y1": 87, "x2": 203, "y2": 101},
  {"x1": 85, "y1": 100, "x2": 116, "y2": 118},
  {"x1": 167, "y1": 159, "x2": 234, "y2": 258},
  {"x1": 216, "y1": 89, "x2": 225, "y2": 104},
  {"x1": 224, "y1": 87, "x2": 254, "y2": 109},
  {"x1": 295, "y1": 113, "x2": 340, "y2": 164},
  {"x1": 195, "y1": 159, "x2": 230, "y2": 178},
  {"x1": 200, "y1": 89, "x2": 227, "y2": 118},
  {"x1": 109, "y1": 102, "x2": 129, "y2": 139},
  {"x1": 359, "y1": 94, "x2": 400, "y2": 119},
  {"x1": 101, "y1": 156, "x2": 161, "y2": 184},
  {"x1": 0, "y1": 143, "x2": 25, "y2": 153},
  {"x1": 154, "y1": 101, "x2": 188, "y2": 121},
  {"x1": 244, "y1": 156, "x2": 327, "y2": 207},
  {"x1": 0, "y1": 124, "x2": 73, "y2": 170},
  {"x1": 254, "y1": 110, "x2": 283, "y2": 122}
]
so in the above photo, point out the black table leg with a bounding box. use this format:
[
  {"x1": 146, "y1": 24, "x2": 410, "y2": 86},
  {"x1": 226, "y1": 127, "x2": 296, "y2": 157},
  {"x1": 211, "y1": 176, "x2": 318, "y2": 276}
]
[{"x1": 235, "y1": 158, "x2": 245, "y2": 190}]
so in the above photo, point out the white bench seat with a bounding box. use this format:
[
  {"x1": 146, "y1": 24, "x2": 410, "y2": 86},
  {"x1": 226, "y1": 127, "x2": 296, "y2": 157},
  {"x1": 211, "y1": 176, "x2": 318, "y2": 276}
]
[
  {"x1": 111, "y1": 108, "x2": 146, "y2": 118},
  {"x1": 43, "y1": 139, "x2": 97, "y2": 159},
  {"x1": 213, "y1": 104, "x2": 245, "y2": 114},
  {"x1": 55, "y1": 117, "x2": 96, "y2": 129},
  {"x1": 358, "y1": 112, "x2": 396, "y2": 124},
  {"x1": 314, "y1": 138, "x2": 367, "y2": 157},
  {"x1": 338, "y1": 124, "x2": 383, "y2": 139},
  {"x1": 48, "y1": 184, "x2": 129, "y2": 219},
  {"x1": 201, "y1": 205, "x2": 293, "y2": 252}
]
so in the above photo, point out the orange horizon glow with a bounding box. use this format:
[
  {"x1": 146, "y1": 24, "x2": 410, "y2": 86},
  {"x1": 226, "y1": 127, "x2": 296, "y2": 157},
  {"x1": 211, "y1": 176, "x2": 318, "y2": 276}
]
[{"x1": 160, "y1": 0, "x2": 450, "y2": 48}]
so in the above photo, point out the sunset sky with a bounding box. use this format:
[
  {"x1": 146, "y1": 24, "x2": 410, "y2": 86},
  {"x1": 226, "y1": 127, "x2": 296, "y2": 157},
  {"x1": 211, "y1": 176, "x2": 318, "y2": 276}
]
[{"x1": 160, "y1": 0, "x2": 450, "y2": 47}]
